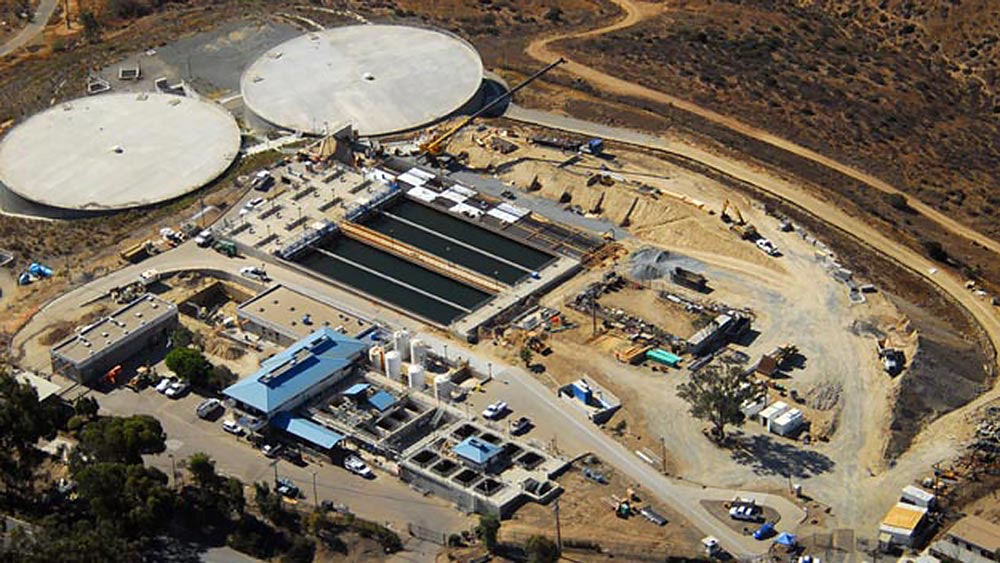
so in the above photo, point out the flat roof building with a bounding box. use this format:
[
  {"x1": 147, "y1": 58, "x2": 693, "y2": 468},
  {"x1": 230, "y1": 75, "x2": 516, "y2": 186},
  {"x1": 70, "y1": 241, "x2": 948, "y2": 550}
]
[
  {"x1": 51, "y1": 294, "x2": 177, "y2": 384},
  {"x1": 453, "y1": 436, "x2": 504, "y2": 471},
  {"x1": 931, "y1": 515, "x2": 1000, "y2": 563},
  {"x1": 879, "y1": 502, "x2": 929, "y2": 548},
  {"x1": 223, "y1": 328, "x2": 369, "y2": 419},
  {"x1": 238, "y1": 284, "x2": 373, "y2": 346}
]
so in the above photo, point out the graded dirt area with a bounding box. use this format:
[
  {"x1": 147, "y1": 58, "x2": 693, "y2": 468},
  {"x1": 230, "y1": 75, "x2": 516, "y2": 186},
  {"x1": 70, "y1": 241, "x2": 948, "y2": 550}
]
[
  {"x1": 457, "y1": 129, "x2": 977, "y2": 535},
  {"x1": 503, "y1": 457, "x2": 703, "y2": 558}
]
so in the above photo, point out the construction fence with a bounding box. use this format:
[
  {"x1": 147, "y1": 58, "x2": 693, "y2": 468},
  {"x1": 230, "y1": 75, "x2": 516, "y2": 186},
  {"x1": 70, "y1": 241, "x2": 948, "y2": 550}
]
[{"x1": 499, "y1": 530, "x2": 696, "y2": 562}]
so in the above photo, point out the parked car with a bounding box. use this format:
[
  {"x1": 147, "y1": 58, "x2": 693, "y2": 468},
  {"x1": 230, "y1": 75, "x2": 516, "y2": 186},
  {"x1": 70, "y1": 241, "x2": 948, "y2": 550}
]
[
  {"x1": 481, "y1": 401, "x2": 508, "y2": 420},
  {"x1": 154, "y1": 377, "x2": 175, "y2": 394},
  {"x1": 246, "y1": 197, "x2": 265, "y2": 209},
  {"x1": 276, "y1": 477, "x2": 299, "y2": 499},
  {"x1": 753, "y1": 522, "x2": 776, "y2": 540},
  {"x1": 194, "y1": 229, "x2": 214, "y2": 247},
  {"x1": 261, "y1": 443, "x2": 283, "y2": 458},
  {"x1": 165, "y1": 380, "x2": 190, "y2": 399},
  {"x1": 500, "y1": 190, "x2": 516, "y2": 200},
  {"x1": 344, "y1": 455, "x2": 373, "y2": 478},
  {"x1": 240, "y1": 266, "x2": 270, "y2": 282},
  {"x1": 755, "y1": 238, "x2": 780, "y2": 256},
  {"x1": 196, "y1": 398, "x2": 222, "y2": 419},
  {"x1": 222, "y1": 419, "x2": 244, "y2": 436},
  {"x1": 510, "y1": 416, "x2": 531, "y2": 435},
  {"x1": 729, "y1": 504, "x2": 762, "y2": 522}
]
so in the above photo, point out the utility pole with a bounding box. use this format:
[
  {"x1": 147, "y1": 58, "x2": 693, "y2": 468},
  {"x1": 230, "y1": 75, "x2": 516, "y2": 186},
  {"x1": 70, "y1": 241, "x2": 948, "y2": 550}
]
[
  {"x1": 312, "y1": 471, "x2": 318, "y2": 506},
  {"x1": 591, "y1": 299, "x2": 597, "y2": 336},
  {"x1": 553, "y1": 499, "x2": 563, "y2": 553},
  {"x1": 660, "y1": 436, "x2": 667, "y2": 474},
  {"x1": 273, "y1": 460, "x2": 279, "y2": 485}
]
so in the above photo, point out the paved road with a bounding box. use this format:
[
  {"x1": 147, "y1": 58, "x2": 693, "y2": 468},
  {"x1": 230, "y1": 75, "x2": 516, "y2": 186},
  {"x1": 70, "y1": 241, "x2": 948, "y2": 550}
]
[
  {"x1": 0, "y1": 0, "x2": 57, "y2": 58},
  {"x1": 97, "y1": 381, "x2": 469, "y2": 560},
  {"x1": 13, "y1": 240, "x2": 806, "y2": 558}
]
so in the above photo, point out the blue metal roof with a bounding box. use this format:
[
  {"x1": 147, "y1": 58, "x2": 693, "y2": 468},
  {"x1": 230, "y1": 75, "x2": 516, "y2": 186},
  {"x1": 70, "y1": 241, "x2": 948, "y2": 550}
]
[
  {"x1": 223, "y1": 328, "x2": 368, "y2": 415},
  {"x1": 453, "y1": 436, "x2": 503, "y2": 465},
  {"x1": 271, "y1": 412, "x2": 344, "y2": 450},
  {"x1": 343, "y1": 383, "x2": 371, "y2": 397},
  {"x1": 368, "y1": 390, "x2": 396, "y2": 412}
]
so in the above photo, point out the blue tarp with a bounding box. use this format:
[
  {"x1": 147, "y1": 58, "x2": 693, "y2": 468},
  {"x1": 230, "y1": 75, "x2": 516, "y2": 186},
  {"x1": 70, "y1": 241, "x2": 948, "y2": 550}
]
[
  {"x1": 343, "y1": 383, "x2": 371, "y2": 397},
  {"x1": 271, "y1": 412, "x2": 344, "y2": 450},
  {"x1": 368, "y1": 390, "x2": 397, "y2": 412},
  {"x1": 775, "y1": 533, "x2": 797, "y2": 546}
]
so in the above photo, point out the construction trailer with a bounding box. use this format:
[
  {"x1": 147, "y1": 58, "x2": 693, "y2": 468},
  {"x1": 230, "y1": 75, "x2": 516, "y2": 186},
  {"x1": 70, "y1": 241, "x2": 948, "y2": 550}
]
[
  {"x1": 879, "y1": 502, "x2": 929, "y2": 549},
  {"x1": 670, "y1": 267, "x2": 709, "y2": 293},
  {"x1": 646, "y1": 348, "x2": 681, "y2": 368}
]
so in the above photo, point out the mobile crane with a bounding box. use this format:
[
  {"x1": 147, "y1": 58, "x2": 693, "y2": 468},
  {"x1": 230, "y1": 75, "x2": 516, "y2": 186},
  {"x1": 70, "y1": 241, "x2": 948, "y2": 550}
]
[{"x1": 419, "y1": 58, "x2": 566, "y2": 159}]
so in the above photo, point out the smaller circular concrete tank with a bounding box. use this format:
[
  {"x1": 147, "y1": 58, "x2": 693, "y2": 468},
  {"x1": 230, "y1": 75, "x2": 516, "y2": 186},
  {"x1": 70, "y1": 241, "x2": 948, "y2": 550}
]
[
  {"x1": 385, "y1": 350, "x2": 402, "y2": 380},
  {"x1": 368, "y1": 346, "x2": 385, "y2": 373},
  {"x1": 410, "y1": 339, "x2": 428, "y2": 367},
  {"x1": 407, "y1": 364, "x2": 426, "y2": 389},
  {"x1": 393, "y1": 330, "x2": 411, "y2": 361}
]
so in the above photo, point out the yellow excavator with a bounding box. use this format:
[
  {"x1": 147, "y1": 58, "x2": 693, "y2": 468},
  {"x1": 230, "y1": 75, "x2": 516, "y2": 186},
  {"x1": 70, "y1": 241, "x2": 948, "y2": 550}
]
[
  {"x1": 720, "y1": 199, "x2": 746, "y2": 225},
  {"x1": 419, "y1": 58, "x2": 566, "y2": 159}
]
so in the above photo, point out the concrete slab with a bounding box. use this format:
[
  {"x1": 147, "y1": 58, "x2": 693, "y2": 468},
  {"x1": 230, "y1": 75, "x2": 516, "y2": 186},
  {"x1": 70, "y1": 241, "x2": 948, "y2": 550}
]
[
  {"x1": 0, "y1": 93, "x2": 240, "y2": 211},
  {"x1": 240, "y1": 25, "x2": 483, "y2": 136}
]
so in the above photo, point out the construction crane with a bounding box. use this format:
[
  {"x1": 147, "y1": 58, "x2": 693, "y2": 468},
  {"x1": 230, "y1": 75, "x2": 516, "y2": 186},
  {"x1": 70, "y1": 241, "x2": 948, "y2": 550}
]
[{"x1": 419, "y1": 58, "x2": 567, "y2": 158}]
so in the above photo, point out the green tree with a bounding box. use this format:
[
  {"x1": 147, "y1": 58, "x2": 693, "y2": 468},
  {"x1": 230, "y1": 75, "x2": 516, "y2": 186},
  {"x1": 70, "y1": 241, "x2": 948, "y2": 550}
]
[
  {"x1": 79, "y1": 10, "x2": 101, "y2": 43},
  {"x1": 475, "y1": 513, "x2": 501, "y2": 552},
  {"x1": 78, "y1": 414, "x2": 166, "y2": 464},
  {"x1": 74, "y1": 396, "x2": 99, "y2": 419},
  {"x1": 165, "y1": 347, "x2": 213, "y2": 387},
  {"x1": 519, "y1": 346, "x2": 534, "y2": 367},
  {"x1": 223, "y1": 476, "x2": 246, "y2": 516},
  {"x1": 0, "y1": 372, "x2": 58, "y2": 503},
  {"x1": 525, "y1": 535, "x2": 559, "y2": 563},
  {"x1": 75, "y1": 462, "x2": 174, "y2": 537},
  {"x1": 254, "y1": 482, "x2": 285, "y2": 525},
  {"x1": 187, "y1": 452, "x2": 217, "y2": 488},
  {"x1": 677, "y1": 364, "x2": 759, "y2": 442},
  {"x1": 282, "y1": 535, "x2": 316, "y2": 563}
]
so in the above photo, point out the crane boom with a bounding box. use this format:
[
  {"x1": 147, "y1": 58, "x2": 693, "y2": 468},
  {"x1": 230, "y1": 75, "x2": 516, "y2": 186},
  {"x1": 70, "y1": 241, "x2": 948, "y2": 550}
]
[{"x1": 420, "y1": 57, "x2": 566, "y2": 156}]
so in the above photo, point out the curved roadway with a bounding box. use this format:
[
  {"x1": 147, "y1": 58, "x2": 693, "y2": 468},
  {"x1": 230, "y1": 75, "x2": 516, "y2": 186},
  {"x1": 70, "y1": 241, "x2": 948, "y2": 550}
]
[
  {"x1": 11, "y1": 242, "x2": 804, "y2": 558},
  {"x1": 0, "y1": 0, "x2": 57, "y2": 58},
  {"x1": 526, "y1": 0, "x2": 1000, "y2": 258}
]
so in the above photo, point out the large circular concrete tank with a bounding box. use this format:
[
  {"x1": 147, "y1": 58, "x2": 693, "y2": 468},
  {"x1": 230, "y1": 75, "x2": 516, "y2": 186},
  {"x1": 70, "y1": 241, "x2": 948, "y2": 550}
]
[
  {"x1": 410, "y1": 338, "x2": 428, "y2": 367},
  {"x1": 407, "y1": 364, "x2": 426, "y2": 389},
  {"x1": 368, "y1": 346, "x2": 385, "y2": 373},
  {"x1": 385, "y1": 350, "x2": 402, "y2": 380},
  {"x1": 393, "y1": 330, "x2": 411, "y2": 361}
]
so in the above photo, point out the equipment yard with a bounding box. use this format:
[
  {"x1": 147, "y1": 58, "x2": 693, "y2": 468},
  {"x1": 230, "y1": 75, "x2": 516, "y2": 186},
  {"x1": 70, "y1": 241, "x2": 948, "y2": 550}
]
[{"x1": 2, "y1": 2, "x2": 1000, "y2": 562}]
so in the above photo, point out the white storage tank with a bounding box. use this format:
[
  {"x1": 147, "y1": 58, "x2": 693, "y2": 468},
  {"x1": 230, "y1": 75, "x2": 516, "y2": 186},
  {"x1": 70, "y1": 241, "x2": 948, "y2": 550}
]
[
  {"x1": 433, "y1": 373, "x2": 451, "y2": 401},
  {"x1": 393, "y1": 330, "x2": 411, "y2": 361},
  {"x1": 368, "y1": 346, "x2": 385, "y2": 374},
  {"x1": 410, "y1": 338, "x2": 428, "y2": 367},
  {"x1": 385, "y1": 350, "x2": 402, "y2": 380},
  {"x1": 407, "y1": 364, "x2": 426, "y2": 389}
]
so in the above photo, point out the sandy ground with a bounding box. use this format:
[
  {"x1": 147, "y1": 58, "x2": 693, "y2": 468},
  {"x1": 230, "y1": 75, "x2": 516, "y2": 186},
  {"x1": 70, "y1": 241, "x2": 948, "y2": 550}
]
[{"x1": 453, "y1": 130, "x2": 952, "y2": 537}]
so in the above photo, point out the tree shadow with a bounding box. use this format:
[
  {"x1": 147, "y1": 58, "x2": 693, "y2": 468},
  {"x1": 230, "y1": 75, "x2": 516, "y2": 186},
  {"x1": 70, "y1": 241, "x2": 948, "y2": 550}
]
[{"x1": 727, "y1": 433, "x2": 835, "y2": 478}]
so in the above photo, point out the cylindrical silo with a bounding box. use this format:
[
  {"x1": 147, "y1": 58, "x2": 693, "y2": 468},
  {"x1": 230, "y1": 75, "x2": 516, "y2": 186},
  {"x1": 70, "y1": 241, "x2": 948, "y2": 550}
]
[
  {"x1": 407, "y1": 364, "x2": 426, "y2": 389},
  {"x1": 410, "y1": 338, "x2": 428, "y2": 367},
  {"x1": 385, "y1": 350, "x2": 402, "y2": 381},
  {"x1": 433, "y1": 373, "x2": 451, "y2": 401},
  {"x1": 393, "y1": 330, "x2": 410, "y2": 361},
  {"x1": 368, "y1": 345, "x2": 385, "y2": 373}
]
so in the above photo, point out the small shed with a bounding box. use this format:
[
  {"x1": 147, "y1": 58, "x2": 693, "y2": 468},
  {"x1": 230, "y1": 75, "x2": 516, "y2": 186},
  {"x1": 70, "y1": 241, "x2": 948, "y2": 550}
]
[
  {"x1": 452, "y1": 436, "x2": 504, "y2": 471},
  {"x1": 772, "y1": 408, "x2": 804, "y2": 437},
  {"x1": 758, "y1": 401, "x2": 790, "y2": 430},
  {"x1": 901, "y1": 485, "x2": 936, "y2": 508}
]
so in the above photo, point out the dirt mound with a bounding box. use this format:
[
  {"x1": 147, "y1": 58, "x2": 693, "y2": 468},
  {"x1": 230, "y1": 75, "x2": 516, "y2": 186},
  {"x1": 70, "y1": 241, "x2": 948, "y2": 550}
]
[{"x1": 627, "y1": 246, "x2": 670, "y2": 280}]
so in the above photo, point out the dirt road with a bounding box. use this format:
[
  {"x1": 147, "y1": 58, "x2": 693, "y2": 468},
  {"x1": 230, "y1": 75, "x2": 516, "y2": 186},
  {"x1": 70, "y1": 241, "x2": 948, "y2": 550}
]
[
  {"x1": 526, "y1": 0, "x2": 1000, "y2": 259},
  {"x1": 0, "y1": 0, "x2": 57, "y2": 58}
]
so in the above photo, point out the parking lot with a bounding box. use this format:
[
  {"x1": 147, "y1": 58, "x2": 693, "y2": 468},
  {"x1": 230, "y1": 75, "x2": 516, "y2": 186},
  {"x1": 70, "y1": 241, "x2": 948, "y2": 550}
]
[{"x1": 96, "y1": 383, "x2": 472, "y2": 536}]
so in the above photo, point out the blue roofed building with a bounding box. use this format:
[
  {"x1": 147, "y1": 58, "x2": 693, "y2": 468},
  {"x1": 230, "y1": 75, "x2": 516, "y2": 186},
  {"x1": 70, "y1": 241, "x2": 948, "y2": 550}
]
[
  {"x1": 223, "y1": 328, "x2": 369, "y2": 420},
  {"x1": 453, "y1": 436, "x2": 504, "y2": 471}
]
